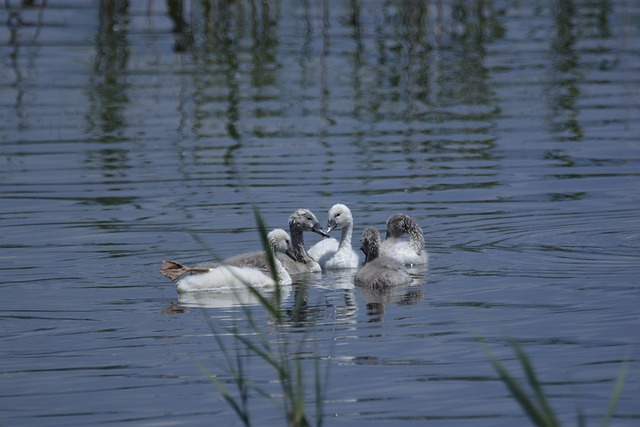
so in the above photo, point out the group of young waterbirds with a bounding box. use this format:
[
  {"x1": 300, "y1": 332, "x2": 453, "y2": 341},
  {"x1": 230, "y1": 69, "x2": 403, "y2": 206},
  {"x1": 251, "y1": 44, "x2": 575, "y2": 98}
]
[{"x1": 160, "y1": 204, "x2": 427, "y2": 292}]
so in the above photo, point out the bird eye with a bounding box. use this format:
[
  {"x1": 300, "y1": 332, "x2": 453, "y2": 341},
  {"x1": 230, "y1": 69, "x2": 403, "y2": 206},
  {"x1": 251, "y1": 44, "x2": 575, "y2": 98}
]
[{"x1": 336, "y1": 213, "x2": 341, "y2": 217}]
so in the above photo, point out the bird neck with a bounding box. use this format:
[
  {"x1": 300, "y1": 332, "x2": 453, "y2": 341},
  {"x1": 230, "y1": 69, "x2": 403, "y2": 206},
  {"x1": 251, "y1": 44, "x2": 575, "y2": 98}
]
[
  {"x1": 273, "y1": 258, "x2": 289, "y2": 283},
  {"x1": 338, "y1": 222, "x2": 353, "y2": 249},
  {"x1": 366, "y1": 240, "x2": 380, "y2": 263},
  {"x1": 407, "y1": 223, "x2": 425, "y2": 253},
  {"x1": 290, "y1": 226, "x2": 312, "y2": 263}
]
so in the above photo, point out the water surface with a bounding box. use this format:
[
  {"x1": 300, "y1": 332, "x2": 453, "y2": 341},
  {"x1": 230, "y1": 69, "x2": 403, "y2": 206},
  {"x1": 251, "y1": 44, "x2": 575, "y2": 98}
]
[{"x1": 1, "y1": 1, "x2": 639, "y2": 426}]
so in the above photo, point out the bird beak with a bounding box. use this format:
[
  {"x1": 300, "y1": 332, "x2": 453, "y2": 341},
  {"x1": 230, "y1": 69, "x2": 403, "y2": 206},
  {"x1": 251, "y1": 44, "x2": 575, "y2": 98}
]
[
  {"x1": 312, "y1": 222, "x2": 331, "y2": 238},
  {"x1": 285, "y1": 248, "x2": 297, "y2": 261},
  {"x1": 360, "y1": 246, "x2": 369, "y2": 263},
  {"x1": 325, "y1": 220, "x2": 336, "y2": 234}
]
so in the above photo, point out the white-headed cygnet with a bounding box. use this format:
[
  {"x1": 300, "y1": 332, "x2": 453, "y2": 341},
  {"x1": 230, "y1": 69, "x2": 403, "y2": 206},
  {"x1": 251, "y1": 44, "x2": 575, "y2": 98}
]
[
  {"x1": 160, "y1": 228, "x2": 294, "y2": 293},
  {"x1": 308, "y1": 203, "x2": 359, "y2": 270},
  {"x1": 277, "y1": 208, "x2": 330, "y2": 274},
  {"x1": 354, "y1": 227, "x2": 412, "y2": 288},
  {"x1": 380, "y1": 213, "x2": 428, "y2": 266}
]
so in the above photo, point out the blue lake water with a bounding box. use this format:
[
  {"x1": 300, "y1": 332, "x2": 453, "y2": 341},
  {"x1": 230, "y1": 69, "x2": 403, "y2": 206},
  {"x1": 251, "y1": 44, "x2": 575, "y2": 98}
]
[{"x1": 1, "y1": 1, "x2": 639, "y2": 426}]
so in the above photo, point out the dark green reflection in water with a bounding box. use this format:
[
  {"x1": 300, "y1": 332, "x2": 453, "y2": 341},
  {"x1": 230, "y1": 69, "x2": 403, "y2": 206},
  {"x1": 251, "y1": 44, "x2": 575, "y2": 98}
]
[{"x1": 87, "y1": 0, "x2": 130, "y2": 137}]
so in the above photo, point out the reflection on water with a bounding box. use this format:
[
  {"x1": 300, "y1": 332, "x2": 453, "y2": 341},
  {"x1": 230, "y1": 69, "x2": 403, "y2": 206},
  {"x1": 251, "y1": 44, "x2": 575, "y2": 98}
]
[
  {"x1": 176, "y1": 282, "x2": 292, "y2": 308},
  {"x1": 546, "y1": 0, "x2": 581, "y2": 140},
  {"x1": 1, "y1": 1, "x2": 639, "y2": 426},
  {"x1": 87, "y1": 0, "x2": 130, "y2": 137}
]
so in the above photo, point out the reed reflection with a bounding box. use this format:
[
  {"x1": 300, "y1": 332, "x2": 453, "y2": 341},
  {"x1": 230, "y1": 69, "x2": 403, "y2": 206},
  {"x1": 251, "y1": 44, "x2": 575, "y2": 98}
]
[
  {"x1": 547, "y1": 0, "x2": 582, "y2": 141},
  {"x1": 84, "y1": 0, "x2": 133, "y2": 189},
  {"x1": 5, "y1": 0, "x2": 47, "y2": 132},
  {"x1": 158, "y1": 1, "x2": 505, "y2": 150},
  {"x1": 166, "y1": 0, "x2": 194, "y2": 52},
  {"x1": 348, "y1": 2, "x2": 501, "y2": 197},
  {"x1": 87, "y1": 0, "x2": 130, "y2": 137}
]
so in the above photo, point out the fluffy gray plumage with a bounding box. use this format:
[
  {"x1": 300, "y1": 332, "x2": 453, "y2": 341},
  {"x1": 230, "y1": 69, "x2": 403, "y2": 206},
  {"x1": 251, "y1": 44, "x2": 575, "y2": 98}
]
[{"x1": 354, "y1": 227, "x2": 412, "y2": 289}]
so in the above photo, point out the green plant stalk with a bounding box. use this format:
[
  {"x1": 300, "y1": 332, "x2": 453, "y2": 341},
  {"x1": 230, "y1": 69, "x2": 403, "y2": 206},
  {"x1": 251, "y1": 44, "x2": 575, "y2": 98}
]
[
  {"x1": 485, "y1": 339, "x2": 559, "y2": 427},
  {"x1": 186, "y1": 204, "x2": 328, "y2": 426},
  {"x1": 510, "y1": 339, "x2": 560, "y2": 427},
  {"x1": 251, "y1": 206, "x2": 284, "y2": 321},
  {"x1": 489, "y1": 354, "x2": 557, "y2": 427},
  {"x1": 198, "y1": 205, "x2": 325, "y2": 426},
  {"x1": 486, "y1": 338, "x2": 629, "y2": 427},
  {"x1": 200, "y1": 309, "x2": 257, "y2": 427},
  {"x1": 599, "y1": 358, "x2": 629, "y2": 427}
]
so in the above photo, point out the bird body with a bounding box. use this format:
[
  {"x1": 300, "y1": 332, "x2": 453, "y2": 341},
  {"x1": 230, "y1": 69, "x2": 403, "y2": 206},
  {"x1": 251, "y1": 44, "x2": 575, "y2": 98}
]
[
  {"x1": 380, "y1": 213, "x2": 428, "y2": 266},
  {"x1": 354, "y1": 227, "x2": 412, "y2": 289},
  {"x1": 308, "y1": 204, "x2": 359, "y2": 270},
  {"x1": 160, "y1": 229, "x2": 294, "y2": 292}
]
